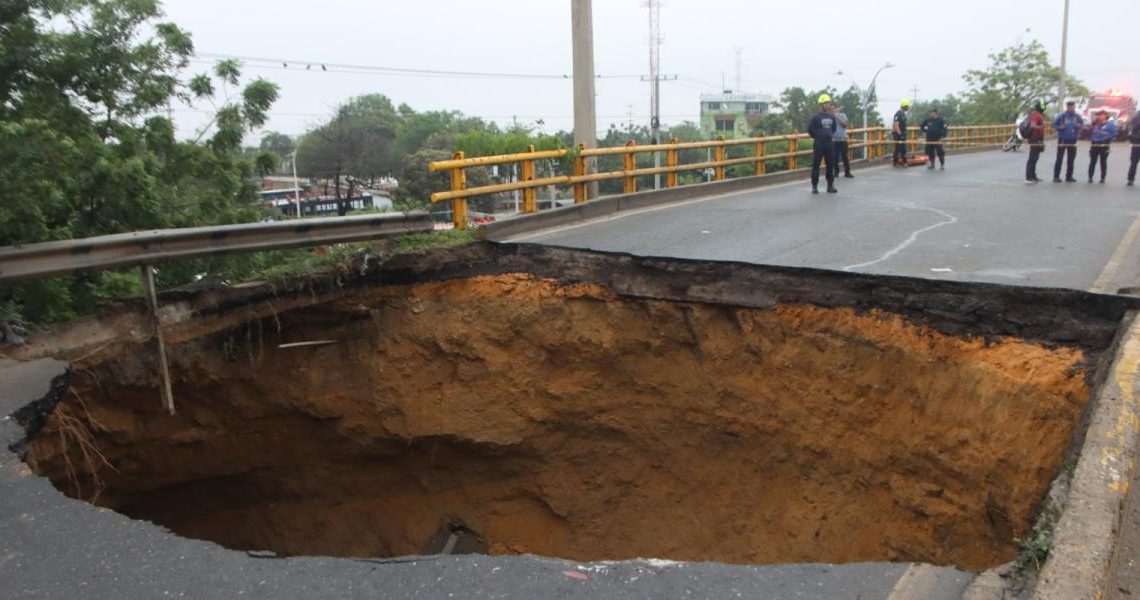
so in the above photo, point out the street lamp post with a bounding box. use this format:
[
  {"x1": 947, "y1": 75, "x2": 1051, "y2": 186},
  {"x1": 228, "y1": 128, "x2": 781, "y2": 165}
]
[
  {"x1": 837, "y1": 62, "x2": 894, "y2": 160},
  {"x1": 1058, "y1": 0, "x2": 1071, "y2": 112},
  {"x1": 290, "y1": 150, "x2": 302, "y2": 219}
]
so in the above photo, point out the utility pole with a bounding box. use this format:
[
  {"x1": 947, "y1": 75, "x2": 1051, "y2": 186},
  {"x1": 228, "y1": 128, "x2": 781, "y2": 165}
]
[
  {"x1": 571, "y1": 0, "x2": 598, "y2": 199},
  {"x1": 646, "y1": 0, "x2": 663, "y2": 190},
  {"x1": 1058, "y1": 0, "x2": 1071, "y2": 112},
  {"x1": 911, "y1": 85, "x2": 920, "y2": 107}
]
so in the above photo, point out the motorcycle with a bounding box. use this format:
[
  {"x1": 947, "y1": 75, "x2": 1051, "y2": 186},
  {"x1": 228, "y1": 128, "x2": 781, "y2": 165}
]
[{"x1": 1002, "y1": 117, "x2": 1025, "y2": 152}]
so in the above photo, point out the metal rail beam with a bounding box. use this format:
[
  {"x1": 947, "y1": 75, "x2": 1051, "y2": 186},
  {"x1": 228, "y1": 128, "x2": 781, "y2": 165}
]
[{"x1": 0, "y1": 212, "x2": 435, "y2": 283}]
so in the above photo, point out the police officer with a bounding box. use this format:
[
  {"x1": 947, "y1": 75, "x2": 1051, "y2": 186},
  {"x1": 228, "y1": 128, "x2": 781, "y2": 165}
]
[
  {"x1": 1052, "y1": 99, "x2": 1083, "y2": 182},
  {"x1": 919, "y1": 108, "x2": 948, "y2": 170},
  {"x1": 807, "y1": 94, "x2": 838, "y2": 194},
  {"x1": 1129, "y1": 109, "x2": 1140, "y2": 186},
  {"x1": 1088, "y1": 110, "x2": 1118, "y2": 183},
  {"x1": 892, "y1": 99, "x2": 911, "y2": 167}
]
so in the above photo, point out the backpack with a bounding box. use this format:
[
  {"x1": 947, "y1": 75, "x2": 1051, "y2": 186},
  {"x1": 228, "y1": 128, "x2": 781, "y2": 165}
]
[{"x1": 1018, "y1": 115, "x2": 1033, "y2": 138}]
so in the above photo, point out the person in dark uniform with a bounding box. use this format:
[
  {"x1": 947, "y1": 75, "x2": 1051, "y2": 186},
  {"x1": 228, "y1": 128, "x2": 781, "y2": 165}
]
[
  {"x1": 807, "y1": 94, "x2": 838, "y2": 194},
  {"x1": 919, "y1": 108, "x2": 948, "y2": 170},
  {"x1": 1128, "y1": 109, "x2": 1140, "y2": 186},
  {"x1": 1025, "y1": 101, "x2": 1046, "y2": 183},
  {"x1": 892, "y1": 99, "x2": 911, "y2": 167},
  {"x1": 1052, "y1": 99, "x2": 1083, "y2": 182},
  {"x1": 1087, "y1": 110, "x2": 1118, "y2": 183}
]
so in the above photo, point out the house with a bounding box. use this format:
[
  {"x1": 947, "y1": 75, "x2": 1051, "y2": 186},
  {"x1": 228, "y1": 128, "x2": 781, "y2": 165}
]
[{"x1": 700, "y1": 91, "x2": 775, "y2": 139}]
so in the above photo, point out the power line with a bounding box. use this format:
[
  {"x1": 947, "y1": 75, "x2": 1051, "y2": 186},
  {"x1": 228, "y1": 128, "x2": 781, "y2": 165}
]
[{"x1": 194, "y1": 52, "x2": 643, "y2": 81}]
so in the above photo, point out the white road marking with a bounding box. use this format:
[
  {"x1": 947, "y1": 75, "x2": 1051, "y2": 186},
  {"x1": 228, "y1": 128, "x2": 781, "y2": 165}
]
[
  {"x1": 1090, "y1": 211, "x2": 1140, "y2": 294},
  {"x1": 506, "y1": 163, "x2": 898, "y2": 242},
  {"x1": 842, "y1": 200, "x2": 959, "y2": 272}
]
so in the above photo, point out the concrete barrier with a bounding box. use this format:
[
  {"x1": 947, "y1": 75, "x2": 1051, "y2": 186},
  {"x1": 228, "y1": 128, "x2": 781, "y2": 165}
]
[{"x1": 1034, "y1": 313, "x2": 1140, "y2": 599}]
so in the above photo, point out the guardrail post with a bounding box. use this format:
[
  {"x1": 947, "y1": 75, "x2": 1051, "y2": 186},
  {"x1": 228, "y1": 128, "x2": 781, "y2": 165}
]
[
  {"x1": 449, "y1": 151, "x2": 467, "y2": 230},
  {"x1": 755, "y1": 138, "x2": 766, "y2": 175},
  {"x1": 140, "y1": 264, "x2": 176, "y2": 415},
  {"x1": 521, "y1": 144, "x2": 537, "y2": 213},
  {"x1": 573, "y1": 144, "x2": 587, "y2": 204},
  {"x1": 714, "y1": 136, "x2": 727, "y2": 181},
  {"x1": 623, "y1": 140, "x2": 637, "y2": 193},
  {"x1": 666, "y1": 139, "x2": 679, "y2": 188},
  {"x1": 788, "y1": 134, "x2": 798, "y2": 171}
]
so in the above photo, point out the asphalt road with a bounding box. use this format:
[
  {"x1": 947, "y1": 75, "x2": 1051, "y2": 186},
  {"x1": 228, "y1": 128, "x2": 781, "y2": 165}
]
[{"x1": 514, "y1": 145, "x2": 1140, "y2": 293}]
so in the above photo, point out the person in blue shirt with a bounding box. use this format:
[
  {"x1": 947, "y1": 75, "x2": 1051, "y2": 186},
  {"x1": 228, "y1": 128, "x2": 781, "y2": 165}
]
[
  {"x1": 1052, "y1": 100, "x2": 1084, "y2": 182},
  {"x1": 1129, "y1": 110, "x2": 1140, "y2": 186},
  {"x1": 806, "y1": 94, "x2": 838, "y2": 194},
  {"x1": 1088, "y1": 110, "x2": 1118, "y2": 183}
]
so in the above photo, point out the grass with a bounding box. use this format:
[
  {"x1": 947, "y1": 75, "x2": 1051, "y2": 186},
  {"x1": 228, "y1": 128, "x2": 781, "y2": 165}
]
[{"x1": 248, "y1": 228, "x2": 476, "y2": 283}]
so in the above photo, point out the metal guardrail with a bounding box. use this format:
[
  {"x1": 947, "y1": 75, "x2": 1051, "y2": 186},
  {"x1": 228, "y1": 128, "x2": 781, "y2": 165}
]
[
  {"x1": 429, "y1": 124, "x2": 1016, "y2": 230},
  {"x1": 0, "y1": 211, "x2": 434, "y2": 415},
  {"x1": 0, "y1": 212, "x2": 434, "y2": 283}
]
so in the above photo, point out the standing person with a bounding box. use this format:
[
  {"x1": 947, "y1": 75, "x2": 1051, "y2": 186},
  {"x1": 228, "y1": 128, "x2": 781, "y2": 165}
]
[
  {"x1": 1024, "y1": 101, "x2": 1046, "y2": 183},
  {"x1": 919, "y1": 108, "x2": 948, "y2": 170},
  {"x1": 1088, "y1": 110, "x2": 1118, "y2": 183},
  {"x1": 892, "y1": 99, "x2": 911, "y2": 167},
  {"x1": 1052, "y1": 99, "x2": 1083, "y2": 182},
  {"x1": 833, "y1": 105, "x2": 854, "y2": 178},
  {"x1": 807, "y1": 94, "x2": 838, "y2": 194},
  {"x1": 1129, "y1": 109, "x2": 1140, "y2": 186}
]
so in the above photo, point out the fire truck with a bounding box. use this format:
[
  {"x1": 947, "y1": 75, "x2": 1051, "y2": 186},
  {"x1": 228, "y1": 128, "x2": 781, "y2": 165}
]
[{"x1": 1077, "y1": 90, "x2": 1137, "y2": 140}]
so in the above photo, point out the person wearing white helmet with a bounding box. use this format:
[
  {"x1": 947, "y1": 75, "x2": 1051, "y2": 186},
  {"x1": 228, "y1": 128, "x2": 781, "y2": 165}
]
[
  {"x1": 806, "y1": 93, "x2": 839, "y2": 194},
  {"x1": 892, "y1": 99, "x2": 912, "y2": 167}
]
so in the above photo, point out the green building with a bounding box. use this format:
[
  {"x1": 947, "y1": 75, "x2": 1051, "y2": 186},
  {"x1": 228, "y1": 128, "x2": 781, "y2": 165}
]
[{"x1": 700, "y1": 92, "x2": 775, "y2": 139}]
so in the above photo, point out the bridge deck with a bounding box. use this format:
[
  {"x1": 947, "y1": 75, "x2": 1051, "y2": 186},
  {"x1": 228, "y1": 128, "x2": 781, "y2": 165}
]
[{"x1": 514, "y1": 145, "x2": 1140, "y2": 292}]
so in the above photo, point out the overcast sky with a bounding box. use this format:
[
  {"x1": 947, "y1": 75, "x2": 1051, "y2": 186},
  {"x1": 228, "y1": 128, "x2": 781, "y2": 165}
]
[{"x1": 162, "y1": 0, "x2": 1136, "y2": 142}]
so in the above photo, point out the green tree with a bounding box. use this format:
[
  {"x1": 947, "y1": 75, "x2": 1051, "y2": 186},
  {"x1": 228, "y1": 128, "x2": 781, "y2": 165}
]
[
  {"x1": 259, "y1": 131, "x2": 296, "y2": 165},
  {"x1": 0, "y1": 0, "x2": 279, "y2": 322},
  {"x1": 961, "y1": 39, "x2": 1089, "y2": 124}
]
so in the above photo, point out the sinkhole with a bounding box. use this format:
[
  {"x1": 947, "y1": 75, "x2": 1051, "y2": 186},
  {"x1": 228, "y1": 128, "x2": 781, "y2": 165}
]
[{"x1": 20, "y1": 244, "x2": 1123, "y2": 572}]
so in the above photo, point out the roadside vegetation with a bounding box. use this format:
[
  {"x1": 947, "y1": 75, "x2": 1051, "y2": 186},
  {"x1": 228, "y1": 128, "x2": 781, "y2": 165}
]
[{"x1": 1, "y1": 0, "x2": 1086, "y2": 326}]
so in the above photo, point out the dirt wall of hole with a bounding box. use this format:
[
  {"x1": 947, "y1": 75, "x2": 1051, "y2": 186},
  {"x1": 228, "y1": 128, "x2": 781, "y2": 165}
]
[{"x1": 27, "y1": 274, "x2": 1091, "y2": 571}]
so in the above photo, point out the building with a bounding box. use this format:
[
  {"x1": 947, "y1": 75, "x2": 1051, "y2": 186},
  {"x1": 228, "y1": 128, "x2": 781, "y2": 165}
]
[{"x1": 699, "y1": 91, "x2": 775, "y2": 139}]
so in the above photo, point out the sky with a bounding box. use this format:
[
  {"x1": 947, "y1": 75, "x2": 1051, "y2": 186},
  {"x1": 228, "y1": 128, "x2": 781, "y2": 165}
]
[{"x1": 161, "y1": 0, "x2": 1137, "y2": 142}]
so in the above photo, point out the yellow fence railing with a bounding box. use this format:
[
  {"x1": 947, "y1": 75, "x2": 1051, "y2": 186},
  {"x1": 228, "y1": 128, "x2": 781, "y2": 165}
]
[{"x1": 428, "y1": 124, "x2": 1015, "y2": 230}]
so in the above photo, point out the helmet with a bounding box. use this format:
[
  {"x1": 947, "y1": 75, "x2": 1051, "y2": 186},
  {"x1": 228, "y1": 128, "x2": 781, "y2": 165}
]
[
  {"x1": 817, "y1": 93, "x2": 832, "y2": 104},
  {"x1": 900, "y1": 98, "x2": 912, "y2": 108}
]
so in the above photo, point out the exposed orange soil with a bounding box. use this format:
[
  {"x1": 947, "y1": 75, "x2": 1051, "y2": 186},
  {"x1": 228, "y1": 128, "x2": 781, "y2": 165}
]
[{"x1": 27, "y1": 274, "x2": 1091, "y2": 571}]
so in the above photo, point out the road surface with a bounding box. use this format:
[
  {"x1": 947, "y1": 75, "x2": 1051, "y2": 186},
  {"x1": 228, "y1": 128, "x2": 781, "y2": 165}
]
[{"x1": 514, "y1": 145, "x2": 1140, "y2": 293}]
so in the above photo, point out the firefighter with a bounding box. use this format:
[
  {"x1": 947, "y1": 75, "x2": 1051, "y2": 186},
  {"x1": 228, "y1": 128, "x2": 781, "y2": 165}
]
[
  {"x1": 1088, "y1": 110, "x2": 1118, "y2": 183},
  {"x1": 1024, "y1": 101, "x2": 1046, "y2": 183},
  {"x1": 1052, "y1": 99, "x2": 1083, "y2": 182},
  {"x1": 807, "y1": 94, "x2": 838, "y2": 194},
  {"x1": 892, "y1": 99, "x2": 911, "y2": 167},
  {"x1": 1129, "y1": 109, "x2": 1140, "y2": 186},
  {"x1": 919, "y1": 108, "x2": 948, "y2": 170}
]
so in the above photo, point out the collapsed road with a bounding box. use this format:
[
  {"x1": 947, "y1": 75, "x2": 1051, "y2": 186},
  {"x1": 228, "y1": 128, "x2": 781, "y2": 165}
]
[{"x1": 3, "y1": 243, "x2": 1140, "y2": 599}]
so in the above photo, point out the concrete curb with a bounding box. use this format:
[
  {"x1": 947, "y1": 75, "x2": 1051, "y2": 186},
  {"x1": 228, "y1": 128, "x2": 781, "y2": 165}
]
[
  {"x1": 1035, "y1": 312, "x2": 1140, "y2": 599},
  {"x1": 478, "y1": 145, "x2": 1002, "y2": 242}
]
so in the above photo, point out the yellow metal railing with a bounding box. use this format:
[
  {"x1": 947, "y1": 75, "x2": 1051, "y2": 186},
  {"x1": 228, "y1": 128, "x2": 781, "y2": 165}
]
[{"x1": 429, "y1": 124, "x2": 1014, "y2": 229}]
